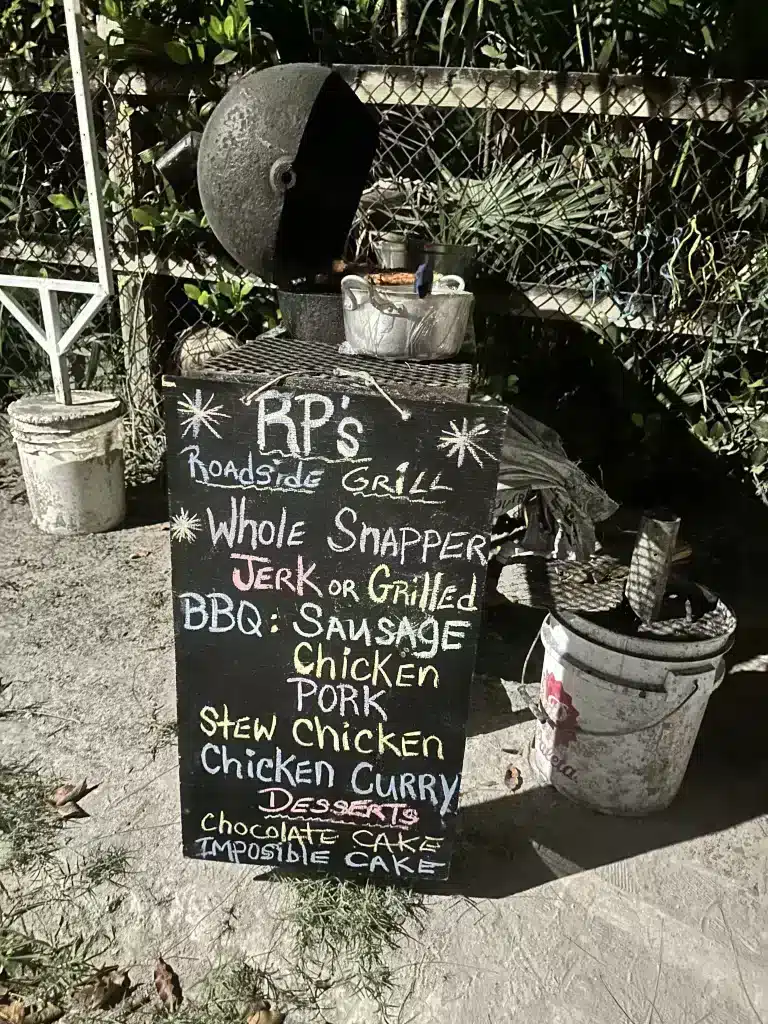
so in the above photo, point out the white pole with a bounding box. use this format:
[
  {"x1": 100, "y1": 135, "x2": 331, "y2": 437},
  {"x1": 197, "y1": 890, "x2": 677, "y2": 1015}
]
[
  {"x1": 0, "y1": 0, "x2": 114, "y2": 405},
  {"x1": 40, "y1": 290, "x2": 72, "y2": 404},
  {"x1": 63, "y1": 0, "x2": 114, "y2": 297}
]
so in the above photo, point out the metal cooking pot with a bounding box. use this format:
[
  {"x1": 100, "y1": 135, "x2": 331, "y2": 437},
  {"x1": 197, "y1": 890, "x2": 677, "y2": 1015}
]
[{"x1": 340, "y1": 274, "x2": 474, "y2": 361}]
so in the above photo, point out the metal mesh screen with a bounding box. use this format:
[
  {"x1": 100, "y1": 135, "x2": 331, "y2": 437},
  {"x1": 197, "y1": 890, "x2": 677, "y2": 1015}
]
[{"x1": 197, "y1": 330, "x2": 472, "y2": 403}]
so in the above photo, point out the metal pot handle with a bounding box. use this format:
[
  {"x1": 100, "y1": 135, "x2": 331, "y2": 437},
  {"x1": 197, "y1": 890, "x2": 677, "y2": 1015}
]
[
  {"x1": 437, "y1": 274, "x2": 465, "y2": 293},
  {"x1": 341, "y1": 274, "x2": 371, "y2": 313},
  {"x1": 518, "y1": 622, "x2": 702, "y2": 737},
  {"x1": 343, "y1": 275, "x2": 411, "y2": 318}
]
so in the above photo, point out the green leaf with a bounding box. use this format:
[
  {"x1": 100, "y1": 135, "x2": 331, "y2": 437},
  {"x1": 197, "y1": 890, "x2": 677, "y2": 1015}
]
[
  {"x1": 460, "y1": 0, "x2": 475, "y2": 35},
  {"x1": 481, "y1": 44, "x2": 505, "y2": 60},
  {"x1": 213, "y1": 48, "x2": 237, "y2": 65},
  {"x1": 197, "y1": 291, "x2": 211, "y2": 308},
  {"x1": 371, "y1": 0, "x2": 387, "y2": 27},
  {"x1": 710, "y1": 421, "x2": 726, "y2": 442},
  {"x1": 750, "y1": 415, "x2": 768, "y2": 441},
  {"x1": 102, "y1": 0, "x2": 121, "y2": 20},
  {"x1": 438, "y1": 0, "x2": 459, "y2": 60},
  {"x1": 631, "y1": 412, "x2": 644, "y2": 428},
  {"x1": 208, "y1": 15, "x2": 226, "y2": 43},
  {"x1": 216, "y1": 280, "x2": 234, "y2": 299},
  {"x1": 240, "y1": 280, "x2": 254, "y2": 298},
  {"x1": 751, "y1": 444, "x2": 768, "y2": 468},
  {"x1": 48, "y1": 193, "x2": 75, "y2": 211},
  {"x1": 164, "y1": 40, "x2": 190, "y2": 64},
  {"x1": 131, "y1": 206, "x2": 163, "y2": 228},
  {"x1": 596, "y1": 34, "x2": 616, "y2": 69},
  {"x1": 223, "y1": 14, "x2": 235, "y2": 39},
  {"x1": 701, "y1": 25, "x2": 714, "y2": 50},
  {"x1": 184, "y1": 283, "x2": 202, "y2": 300}
]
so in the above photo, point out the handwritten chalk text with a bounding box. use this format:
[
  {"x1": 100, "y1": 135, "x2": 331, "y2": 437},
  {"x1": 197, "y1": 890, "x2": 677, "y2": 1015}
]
[
  {"x1": 327, "y1": 507, "x2": 488, "y2": 565},
  {"x1": 183, "y1": 447, "x2": 325, "y2": 491}
]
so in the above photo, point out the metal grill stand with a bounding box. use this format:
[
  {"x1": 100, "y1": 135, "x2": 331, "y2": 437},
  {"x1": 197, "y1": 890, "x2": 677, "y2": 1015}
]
[{"x1": 192, "y1": 326, "x2": 473, "y2": 404}]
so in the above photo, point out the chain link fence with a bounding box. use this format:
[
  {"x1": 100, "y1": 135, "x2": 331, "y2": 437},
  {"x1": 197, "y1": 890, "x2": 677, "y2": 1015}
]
[
  {"x1": 347, "y1": 67, "x2": 768, "y2": 506},
  {"x1": 0, "y1": 58, "x2": 279, "y2": 482},
  {"x1": 1, "y1": 58, "x2": 767, "y2": 503}
]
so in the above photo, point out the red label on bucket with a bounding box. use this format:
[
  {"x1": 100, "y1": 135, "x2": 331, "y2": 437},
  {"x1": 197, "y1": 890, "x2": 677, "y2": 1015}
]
[{"x1": 543, "y1": 672, "x2": 580, "y2": 747}]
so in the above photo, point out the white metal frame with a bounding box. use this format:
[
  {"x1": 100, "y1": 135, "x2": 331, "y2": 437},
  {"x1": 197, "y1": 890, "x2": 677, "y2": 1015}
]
[{"x1": 0, "y1": 0, "x2": 113, "y2": 404}]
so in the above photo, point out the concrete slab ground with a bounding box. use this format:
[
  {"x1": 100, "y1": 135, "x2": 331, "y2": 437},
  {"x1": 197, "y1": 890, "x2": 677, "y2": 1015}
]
[{"x1": 1, "y1": 435, "x2": 766, "y2": 1023}]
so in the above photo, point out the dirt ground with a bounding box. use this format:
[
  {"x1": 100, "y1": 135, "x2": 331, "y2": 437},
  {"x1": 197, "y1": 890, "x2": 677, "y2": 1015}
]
[{"x1": 1, "y1": 426, "x2": 767, "y2": 1024}]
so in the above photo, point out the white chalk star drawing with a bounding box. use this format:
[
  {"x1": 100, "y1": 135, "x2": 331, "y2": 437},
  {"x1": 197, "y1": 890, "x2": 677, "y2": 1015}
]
[
  {"x1": 178, "y1": 389, "x2": 229, "y2": 439},
  {"x1": 437, "y1": 418, "x2": 495, "y2": 468},
  {"x1": 170, "y1": 508, "x2": 202, "y2": 543}
]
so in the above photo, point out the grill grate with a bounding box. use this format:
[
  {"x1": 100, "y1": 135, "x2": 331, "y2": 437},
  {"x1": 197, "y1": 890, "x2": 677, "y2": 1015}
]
[
  {"x1": 497, "y1": 555, "x2": 628, "y2": 614},
  {"x1": 496, "y1": 555, "x2": 735, "y2": 641},
  {"x1": 195, "y1": 328, "x2": 473, "y2": 402}
]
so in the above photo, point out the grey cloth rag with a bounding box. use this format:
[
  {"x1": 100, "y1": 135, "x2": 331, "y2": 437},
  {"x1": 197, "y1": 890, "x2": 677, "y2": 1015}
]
[{"x1": 489, "y1": 402, "x2": 618, "y2": 562}]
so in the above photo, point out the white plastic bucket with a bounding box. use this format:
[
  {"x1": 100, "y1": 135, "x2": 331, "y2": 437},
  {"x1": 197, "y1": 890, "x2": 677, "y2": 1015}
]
[
  {"x1": 527, "y1": 605, "x2": 736, "y2": 815},
  {"x1": 9, "y1": 391, "x2": 125, "y2": 535}
]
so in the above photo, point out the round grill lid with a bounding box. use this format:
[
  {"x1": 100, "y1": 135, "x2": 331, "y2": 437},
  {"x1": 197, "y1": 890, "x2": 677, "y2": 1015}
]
[{"x1": 197, "y1": 63, "x2": 379, "y2": 282}]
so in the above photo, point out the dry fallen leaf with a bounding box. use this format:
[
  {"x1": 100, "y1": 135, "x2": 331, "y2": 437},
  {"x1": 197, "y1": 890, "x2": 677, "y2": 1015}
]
[
  {"x1": 51, "y1": 779, "x2": 96, "y2": 807},
  {"x1": 57, "y1": 803, "x2": 89, "y2": 821},
  {"x1": 0, "y1": 1000, "x2": 25, "y2": 1024},
  {"x1": 504, "y1": 765, "x2": 523, "y2": 793},
  {"x1": 154, "y1": 958, "x2": 182, "y2": 1013}
]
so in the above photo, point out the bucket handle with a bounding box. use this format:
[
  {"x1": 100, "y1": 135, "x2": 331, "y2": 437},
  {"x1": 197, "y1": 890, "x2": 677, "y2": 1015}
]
[
  {"x1": 341, "y1": 274, "x2": 410, "y2": 319},
  {"x1": 435, "y1": 274, "x2": 465, "y2": 293},
  {"x1": 518, "y1": 624, "x2": 705, "y2": 739},
  {"x1": 341, "y1": 274, "x2": 371, "y2": 313}
]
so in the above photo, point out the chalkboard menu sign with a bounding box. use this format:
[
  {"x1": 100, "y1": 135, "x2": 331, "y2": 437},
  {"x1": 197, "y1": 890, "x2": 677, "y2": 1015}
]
[{"x1": 164, "y1": 374, "x2": 506, "y2": 884}]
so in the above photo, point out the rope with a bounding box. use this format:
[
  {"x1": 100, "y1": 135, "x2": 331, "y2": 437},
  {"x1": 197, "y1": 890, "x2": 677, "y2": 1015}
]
[
  {"x1": 241, "y1": 372, "x2": 295, "y2": 405},
  {"x1": 333, "y1": 368, "x2": 412, "y2": 421},
  {"x1": 241, "y1": 367, "x2": 412, "y2": 422}
]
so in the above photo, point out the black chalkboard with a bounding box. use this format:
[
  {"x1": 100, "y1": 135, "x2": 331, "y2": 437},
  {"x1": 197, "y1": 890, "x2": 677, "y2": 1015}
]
[{"x1": 163, "y1": 374, "x2": 506, "y2": 884}]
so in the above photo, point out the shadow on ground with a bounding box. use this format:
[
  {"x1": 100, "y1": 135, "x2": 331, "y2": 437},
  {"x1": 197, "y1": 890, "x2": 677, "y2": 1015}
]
[
  {"x1": 124, "y1": 468, "x2": 168, "y2": 528},
  {"x1": 456, "y1": 575, "x2": 768, "y2": 900}
]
